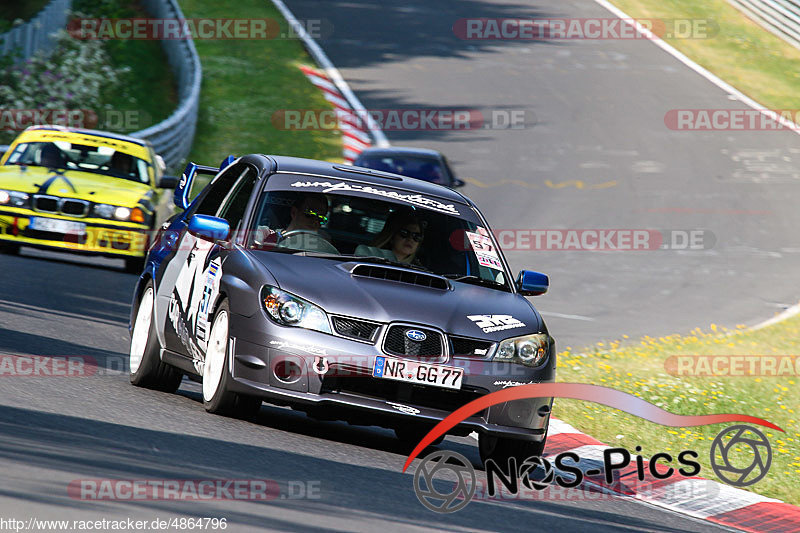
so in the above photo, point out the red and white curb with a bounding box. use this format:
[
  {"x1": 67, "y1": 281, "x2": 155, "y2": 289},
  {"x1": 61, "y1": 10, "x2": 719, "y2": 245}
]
[
  {"x1": 544, "y1": 418, "x2": 800, "y2": 532},
  {"x1": 298, "y1": 65, "x2": 372, "y2": 164},
  {"x1": 271, "y1": 0, "x2": 389, "y2": 164}
]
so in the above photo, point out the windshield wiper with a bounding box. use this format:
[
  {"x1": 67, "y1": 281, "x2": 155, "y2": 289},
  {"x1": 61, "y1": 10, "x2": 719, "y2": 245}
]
[
  {"x1": 298, "y1": 252, "x2": 433, "y2": 273},
  {"x1": 443, "y1": 274, "x2": 508, "y2": 289}
]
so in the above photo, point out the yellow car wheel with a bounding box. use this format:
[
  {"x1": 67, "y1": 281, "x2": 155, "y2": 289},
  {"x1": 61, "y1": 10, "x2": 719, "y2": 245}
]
[{"x1": 0, "y1": 242, "x2": 20, "y2": 255}]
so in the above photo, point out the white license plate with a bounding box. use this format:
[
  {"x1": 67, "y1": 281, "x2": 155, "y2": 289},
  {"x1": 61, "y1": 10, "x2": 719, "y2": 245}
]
[
  {"x1": 29, "y1": 217, "x2": 87, "y2": 235},
  {"x1": 373, "y1": 356, "x2": 464, "y2": 390}
]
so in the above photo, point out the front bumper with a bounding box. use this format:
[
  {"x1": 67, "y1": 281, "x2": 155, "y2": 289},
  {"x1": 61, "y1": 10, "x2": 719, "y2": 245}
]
[
  {"x1": 0, "y1": 209, "x2": 149, "y2": 258},
  {"x1": 224, "y1": 312, "x2": 556, "y2": 441}
]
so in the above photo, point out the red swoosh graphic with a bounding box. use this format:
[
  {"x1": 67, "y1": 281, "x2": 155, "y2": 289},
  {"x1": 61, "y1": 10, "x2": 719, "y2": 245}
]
[{"x1": 402, "y1": 383, "x2": 783, "y2": 472}]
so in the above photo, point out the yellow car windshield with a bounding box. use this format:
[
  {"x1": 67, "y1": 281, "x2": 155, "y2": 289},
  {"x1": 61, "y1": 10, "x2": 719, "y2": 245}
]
[{"x1": 5, "y1": 141, "x2": 151, "y2": 184}]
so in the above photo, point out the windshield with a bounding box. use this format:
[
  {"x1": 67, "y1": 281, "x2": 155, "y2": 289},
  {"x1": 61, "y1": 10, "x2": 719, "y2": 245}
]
[
  {"x1": 247, "y1": 175, "x2": 509, "y2": 289},
  {"x1": 5, "y1": 141, "x2": 151, "y2": 184},
  {"x1": 356, "y1": 154, "x2": 447, "y2": 184}
]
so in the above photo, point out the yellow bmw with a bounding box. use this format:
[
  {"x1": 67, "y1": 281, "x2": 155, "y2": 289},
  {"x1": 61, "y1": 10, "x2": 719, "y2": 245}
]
[{"x1": 0, "y1": 125, "x2": 177, "y2": 272}]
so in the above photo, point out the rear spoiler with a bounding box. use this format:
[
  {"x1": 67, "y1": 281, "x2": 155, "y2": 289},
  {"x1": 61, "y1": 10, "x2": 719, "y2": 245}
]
[{"x1": 174, "y1": 155, "x2": 236, "y2": 210}]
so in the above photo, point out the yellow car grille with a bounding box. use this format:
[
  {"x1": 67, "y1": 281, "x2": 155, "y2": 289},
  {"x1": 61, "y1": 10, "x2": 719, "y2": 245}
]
[{"x1": 32, "y1": 195, "x2": 91, "y2": 218}]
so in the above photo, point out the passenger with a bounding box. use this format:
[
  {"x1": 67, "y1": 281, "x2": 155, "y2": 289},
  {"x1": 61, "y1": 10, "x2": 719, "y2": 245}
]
[
  {"x1": 109, "y1": 152, "x2": 134, "y2": 178},
  {"x1": 369, "y1": 212, "x2": 426, "y2": 264}
]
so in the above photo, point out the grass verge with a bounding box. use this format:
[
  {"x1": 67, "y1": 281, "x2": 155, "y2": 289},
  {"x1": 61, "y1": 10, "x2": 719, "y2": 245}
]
[
  {"x1": 177, "y1": 0, "x2": 341, "y2": 167},
  {"x1": 610, "y1": 0, "x2": 800, "y2": 109},
  {"x1": 556, "y1": 317, "x2": 800, "y2": 504},
  {"x1": 0, "y1": 1, "x2": 50, "y2": 32},
  {"x1": 74, "y1": 0, "x2": 176, "y2": 134}
]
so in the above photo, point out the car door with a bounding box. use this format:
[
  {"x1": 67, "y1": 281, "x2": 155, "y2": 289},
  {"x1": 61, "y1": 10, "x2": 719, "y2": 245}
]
[{"x1": 157, "y1": 162, "x2": 258, "y2": 362}]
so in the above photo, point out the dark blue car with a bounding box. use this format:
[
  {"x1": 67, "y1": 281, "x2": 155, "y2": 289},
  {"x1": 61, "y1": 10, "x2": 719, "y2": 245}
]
[
  {"x1": 128, "y1": 154, "x2": 554, "y2": 465},
  {"x1": 353, "y1": 147, "x2": 465, "y2": 188}
]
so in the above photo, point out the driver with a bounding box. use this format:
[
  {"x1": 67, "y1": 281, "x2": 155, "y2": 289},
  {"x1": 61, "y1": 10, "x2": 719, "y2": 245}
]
[
  {"x1": 38, "y1": 143, "x2": 66, "y2": 169},
  {"x1": 254, "y1": 193, "x2": 332, "y2": 249},
  {"x1": 286, "y1": 193, "x2": 329, "y2": 232}
]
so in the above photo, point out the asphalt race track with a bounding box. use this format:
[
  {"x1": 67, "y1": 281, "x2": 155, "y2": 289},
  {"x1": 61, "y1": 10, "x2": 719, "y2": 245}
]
[
  {"x1": 0, "y1": 248, "x2": 734, "y2": 531},
  {"x1": 283, "y1": 0, "x2": 800, "y2": 350},
  {"x1": 1, "y1": 0, "x2": 796, "y2": 530}
]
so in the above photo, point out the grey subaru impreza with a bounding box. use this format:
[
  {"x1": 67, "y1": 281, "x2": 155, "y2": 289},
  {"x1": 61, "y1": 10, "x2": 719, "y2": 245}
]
[{"x1": 128, "y1": 154, "x2": 555, "y2": 466}]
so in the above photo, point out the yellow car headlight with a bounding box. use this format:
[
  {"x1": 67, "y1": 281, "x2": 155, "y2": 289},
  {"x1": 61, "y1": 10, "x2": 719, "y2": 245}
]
[{"x1": 0, "y1": 190, "x2": 30, "y2": 208}]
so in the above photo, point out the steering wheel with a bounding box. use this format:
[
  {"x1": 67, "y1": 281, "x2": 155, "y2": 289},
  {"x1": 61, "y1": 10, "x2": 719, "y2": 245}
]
[{"x1": 276, "y1": 229, "x2": 338, "y2": 254}]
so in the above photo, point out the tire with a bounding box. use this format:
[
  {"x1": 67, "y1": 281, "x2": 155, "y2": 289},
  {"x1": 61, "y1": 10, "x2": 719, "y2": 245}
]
[
  {"x1": 479, "y1": 435, "x2": 546, "y2": 469},
  {"x1": 0, "y1": 241, "x2": 20, "y2": 255},
  {"x1": 129, "y1": 280, "x2": 182, "y2": 392},
  {"x1": 125, "y1": 256, "x2": 146, "y2": 274},
  {"x1": 394, "y1": 424, "x2": 445, "y2": 447},
  {"x1": 202, "y1": 298, "x2": 262, "y2": 418}
]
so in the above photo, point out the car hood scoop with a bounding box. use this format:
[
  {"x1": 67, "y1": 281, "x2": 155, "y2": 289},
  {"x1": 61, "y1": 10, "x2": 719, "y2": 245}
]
[
  {"x1": 349, "y1": 263, "x2": 450, "y2": 290},
  {"x1": 249, "y1": 251, "x2": 543, "y2": 339}
]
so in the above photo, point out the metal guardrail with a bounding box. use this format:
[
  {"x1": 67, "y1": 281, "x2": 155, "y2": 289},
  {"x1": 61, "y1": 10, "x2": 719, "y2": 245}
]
[
  {"x1": 728, "y1": 0, "x2": 800, "y2": 49},
  {"x1": 0, "y1": 0, "x2": 200, "y2": 172},
  {"x1": 131, "y1": 0, "x2": 202, "y2": 172},
  {"x1": 0, "y1": 0, "x2": 72, "y2": 62}
]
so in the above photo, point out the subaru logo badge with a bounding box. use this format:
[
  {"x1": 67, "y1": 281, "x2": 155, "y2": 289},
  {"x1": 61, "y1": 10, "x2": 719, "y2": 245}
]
[{"x1": 406, "y1": 329, "x2": 426, "y2": 342}]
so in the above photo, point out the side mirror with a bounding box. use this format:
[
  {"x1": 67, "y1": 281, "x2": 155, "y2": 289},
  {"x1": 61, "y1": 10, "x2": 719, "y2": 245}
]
[
  {"x1": 516, "y1": 270, "x2": 548, "y2": 296},
  {"x1": 158, "y1": 175, "x2": 179, "y2": 189},
  {"x1": 188, "y1": 215, "x2": 230, "y2": 243},
  {"x1": 174, "y1": 162, "x2": 219, "y2": 210},
  {"x1": 451, "y1": 178, "x2": 465, "y2": 188}
]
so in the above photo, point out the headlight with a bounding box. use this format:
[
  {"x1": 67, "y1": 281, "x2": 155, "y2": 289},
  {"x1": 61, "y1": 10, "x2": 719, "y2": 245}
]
[
  {"x1": 0, "y1": 190, "x2": 29, "y2": 208},
  {"x1": 494, "y1": 333, "x2": 551, "y2": 367},
  {"x1": 262, "y1": 286, "x2": 332, "y2": 334},
  {"x1": 114, "y1": 207, "x2": 131, "y2": 220},
  {"x1": 93, "y1": 204, "x2": 145, "y2": 223}
]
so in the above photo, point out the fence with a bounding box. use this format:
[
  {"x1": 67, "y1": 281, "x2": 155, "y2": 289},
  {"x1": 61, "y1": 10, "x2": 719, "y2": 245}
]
[
  {"x1": 0, "y1": 0, "x2": 72, "y2": 61},
  {"x1": 130, "y1": 0, "x2": 202, "y2": 171},
  {"x1": 0, "y1": 0, "x2": 201, "y2": 171},
  {"x1": 728, "y1": 0, "x2": 800, "y2": 49}
]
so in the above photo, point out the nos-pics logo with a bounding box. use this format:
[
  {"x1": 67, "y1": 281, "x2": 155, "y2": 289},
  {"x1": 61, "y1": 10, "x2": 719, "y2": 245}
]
[{"x1": 412, "y1": 425, "x2": 773, "y2": 513}]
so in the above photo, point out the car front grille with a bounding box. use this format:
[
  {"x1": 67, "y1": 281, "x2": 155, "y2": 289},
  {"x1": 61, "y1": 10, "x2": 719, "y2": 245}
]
[
  {"x1": 32, "y1": 195, "x2": 90, "y2": 218},
  {"x1": 450, "y1": 336, "x2": 494, "y2": 358},
  {"x1": 332, "y1": 316, "x2": 381, "y2": 342},
  {"x1": 321, "y1": 375, "x2": 487, "y2": 416},
  {"x1": 33, "y1": 195, "x2": 59, "y2": 213},
  {"x1": 61, "y1": 199, "x2": 90, "y2": 217},
  {"x1": 383, "y1": 325, "x2": 444, "y2": 360}
]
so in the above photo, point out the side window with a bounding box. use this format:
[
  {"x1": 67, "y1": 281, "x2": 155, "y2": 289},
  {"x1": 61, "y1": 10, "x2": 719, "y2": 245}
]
[
  {"x1": 218, "y1": 166, "x2": 259, "y2": 230},
  {"x1": 192, "y1": 164, "x2": 247, "y2": 217}
]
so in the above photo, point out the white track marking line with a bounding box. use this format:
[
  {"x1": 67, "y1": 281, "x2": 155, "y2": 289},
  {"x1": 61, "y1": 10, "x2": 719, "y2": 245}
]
[
  {"x1": 750, "y1": 303, "x2": 800, "y2": 330},
  {"x1": 270, "y1": 0, "x2": 390, "y2": 147},
  {"x1": 593, "y1": 0, "x2": 800, "y2": 135},
  {"x1": 539, "y1": 311, "x2": 596, "y2": 322}
]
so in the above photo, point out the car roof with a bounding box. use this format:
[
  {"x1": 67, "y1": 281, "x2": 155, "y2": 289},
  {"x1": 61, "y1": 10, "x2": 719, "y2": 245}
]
[
  {"x1": 256, "y1": 154, "x2": 470, "y2": 205},
  {"x1": 356, "y1": 146, "x2": 443, "y2": 158},
  {"x1": 24, "y1": 125, "x2": 149, "y2": 147}
]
